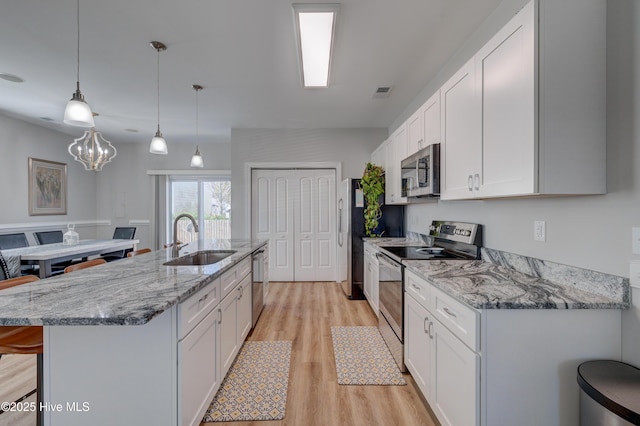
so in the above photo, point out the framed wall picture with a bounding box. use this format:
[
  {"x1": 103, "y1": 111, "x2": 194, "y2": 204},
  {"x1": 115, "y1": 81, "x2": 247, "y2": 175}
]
[{"x1": 28, "y1": 157, "x2": 67, "y2": 216}]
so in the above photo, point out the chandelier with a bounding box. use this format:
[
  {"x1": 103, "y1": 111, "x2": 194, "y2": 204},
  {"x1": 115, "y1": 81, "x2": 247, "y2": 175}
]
[{"x1": 68, "y1": 128, "x2": 117, "y2": 171}]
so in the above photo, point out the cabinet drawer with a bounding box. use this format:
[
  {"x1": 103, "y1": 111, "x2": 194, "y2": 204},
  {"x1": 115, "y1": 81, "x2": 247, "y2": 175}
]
[
  {"x1": 178, "y1": 278, "x2": 221, "y2": 340},
  {"x1": 405, "y1": 269, "x2": 430, "y2": 310},
  {"x1": 221, "y1": 257, "x2": 251, "y2": 300},
  {"x1": 431, "y1": 285, "x2": 479, "y2": 351}
]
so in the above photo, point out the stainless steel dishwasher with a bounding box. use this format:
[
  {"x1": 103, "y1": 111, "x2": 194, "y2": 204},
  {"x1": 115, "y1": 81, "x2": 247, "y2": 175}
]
[{"x1": 251, "y1": 248, "x2": 268, "y2": 328}]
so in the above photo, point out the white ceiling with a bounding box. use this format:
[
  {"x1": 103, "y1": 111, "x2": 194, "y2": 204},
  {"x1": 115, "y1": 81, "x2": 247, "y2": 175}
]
[{"x1": 0, "y1": 0, "x2": 501, "y2": 145}]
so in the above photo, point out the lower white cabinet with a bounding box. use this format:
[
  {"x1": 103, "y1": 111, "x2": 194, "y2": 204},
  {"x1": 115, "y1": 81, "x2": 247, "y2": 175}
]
[
  {"x1": 404, "y1": 268, "x2": 623, "y2": 426},
  {"x1": 363, "y1": 243, "x2": 379, "y2": 316},
  {"x1": 178, "y1": 308, "x2": 219, "y2": 426},
  {"x1": 404, "y1": 270, "x2": 479, "y2": 426},
  {"x1": 219, "y1": 272, "x2": 253, "y2": 379},
  {"x1": 430, "y1": 316, "x2": 479, "y2": 426}
]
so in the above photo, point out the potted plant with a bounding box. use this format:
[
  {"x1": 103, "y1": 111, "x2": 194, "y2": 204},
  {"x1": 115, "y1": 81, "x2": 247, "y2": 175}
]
[{"x1": 359, "y1": 162, "x2": 385, "y2": 237}]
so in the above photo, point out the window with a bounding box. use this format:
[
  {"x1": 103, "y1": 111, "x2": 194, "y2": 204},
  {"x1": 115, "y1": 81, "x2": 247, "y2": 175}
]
[{"x1": 169, "y1": 177, "x2": 231, "y2": 243}]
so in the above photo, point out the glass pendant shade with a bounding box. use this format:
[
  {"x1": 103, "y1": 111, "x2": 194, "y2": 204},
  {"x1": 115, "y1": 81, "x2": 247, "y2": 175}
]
[
  {"x1": 64, "y1": 85, "x2": 94, "y2": 127},
  {"x1": 190, "y1": 146, "x2": 204, "y2": 168},
  {"x1": 149, "y1": 127, "x2": 168, "y2": 154},
  {"x1": 68, "y1": 128, "x2": 117, "y2": 171},
  {"x1": 64, "y1": 0, "x2": 94, "y2": 127}
]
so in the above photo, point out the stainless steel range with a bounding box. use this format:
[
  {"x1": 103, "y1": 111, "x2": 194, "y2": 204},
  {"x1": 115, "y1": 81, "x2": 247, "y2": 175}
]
[{"x1": 377, "y1": 220, "x2": 483, "y2": 372}]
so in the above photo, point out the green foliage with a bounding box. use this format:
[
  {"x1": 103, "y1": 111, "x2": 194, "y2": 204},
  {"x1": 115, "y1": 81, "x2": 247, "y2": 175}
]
[{"x1": 359, "y1": 163, "x2": 385, "y2": 237}]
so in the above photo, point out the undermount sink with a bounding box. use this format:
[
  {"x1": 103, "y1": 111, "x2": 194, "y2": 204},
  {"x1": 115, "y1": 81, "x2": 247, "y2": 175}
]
[{"x1": 163, "y1": 250, "x2": 236, "y2": 266}]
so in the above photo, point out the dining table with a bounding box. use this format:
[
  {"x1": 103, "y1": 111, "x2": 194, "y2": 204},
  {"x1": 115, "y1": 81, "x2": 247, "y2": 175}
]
[{"x1": 0, "y1": 239, "x2": 139, "y2": 278}]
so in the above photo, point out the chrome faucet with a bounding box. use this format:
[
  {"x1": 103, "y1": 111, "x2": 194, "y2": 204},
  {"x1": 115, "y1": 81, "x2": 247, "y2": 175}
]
[{"x1": 172, "y1": 213, "x2": 199, "y2": 257}]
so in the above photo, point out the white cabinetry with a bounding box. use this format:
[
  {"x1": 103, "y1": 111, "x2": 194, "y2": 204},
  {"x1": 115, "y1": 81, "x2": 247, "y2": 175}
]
[
  {"x1": 371, "y1": 142, "x2": 386, "y2": 168},
  {"x1": 404, "y1": 267, "x2": 622, "y2": 426},
  {"x1": 218, "y1": 262, "x2": 253, "y2": 379},
  {"x1": 177, "y1": 277, "x2": 221, "y2": 426},
  {"x1": 440, "y1": 58, "x2": 481, "y2": 199},
  {"x1": 440, "y1": 0, "x2": 606, "y2": 200},
  {"x1": 363, "y1": 243, "x2": 379, "y2": 317},
  {"x1": 404, "y1": 269, "x2": 479, "y2": 426},
  {"x1": 407, "y1": 90, "x2": 441, "y2": 157},
  {"x1": 385, "y1": 124, "x2": 408, "y2": 205}
]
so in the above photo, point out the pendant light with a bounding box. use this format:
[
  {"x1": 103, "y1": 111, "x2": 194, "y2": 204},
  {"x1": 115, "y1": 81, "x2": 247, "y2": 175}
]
[
  {"x1": 63, "y1": 0, "x2": 94, "y2": 127},
  {"x1": 190, "y1": 84, "x2": 204, "y2": 168},
  {"x1": 149, "y1": 41, "x2": 168, "y2": 154}
]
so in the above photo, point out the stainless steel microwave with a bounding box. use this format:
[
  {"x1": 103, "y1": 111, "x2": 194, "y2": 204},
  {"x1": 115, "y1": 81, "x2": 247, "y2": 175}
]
[{"x1": 400, "y1": 143, "x2": 440, "y2": 197}]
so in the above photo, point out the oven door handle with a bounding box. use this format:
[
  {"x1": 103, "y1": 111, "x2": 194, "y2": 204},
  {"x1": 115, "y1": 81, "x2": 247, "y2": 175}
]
[{"x1": 376, "y1": 252, "x2": 402, "y2": 271}]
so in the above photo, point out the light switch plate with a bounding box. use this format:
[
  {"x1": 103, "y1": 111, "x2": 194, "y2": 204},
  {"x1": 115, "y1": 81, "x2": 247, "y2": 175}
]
[
  {"x1": 534, "y1": 220, "x2": 546, "y2": 242},
  {"x1": 631, "y1": 260, "x2": 640, "y2": 288},
  {"x1": 632, "y1": 228, "x2": 640, "y2": 255}
]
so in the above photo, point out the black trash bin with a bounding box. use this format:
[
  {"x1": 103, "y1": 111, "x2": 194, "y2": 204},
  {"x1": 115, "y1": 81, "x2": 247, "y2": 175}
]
[{"x1": 577, "y1": 360, "x2": 640, "y2": 425}]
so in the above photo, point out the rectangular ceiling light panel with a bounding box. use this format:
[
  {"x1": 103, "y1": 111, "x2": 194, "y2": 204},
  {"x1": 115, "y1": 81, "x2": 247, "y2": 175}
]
[{"x1": 293, "y1": 4, "x2": 339, "y2": 88}]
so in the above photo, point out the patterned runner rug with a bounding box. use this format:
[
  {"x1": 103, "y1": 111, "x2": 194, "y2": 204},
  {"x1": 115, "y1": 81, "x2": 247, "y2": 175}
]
[
  {"x1": 331, "y1": 326, "x2": 406, "y2": 385},
  {"x1": 202, "y1": 340, "x2": 292, "y2": 422}
]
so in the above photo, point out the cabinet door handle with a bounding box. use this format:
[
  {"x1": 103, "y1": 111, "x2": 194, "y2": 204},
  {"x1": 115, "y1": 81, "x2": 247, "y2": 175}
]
[
  {"x1": 218, "y1": 308, "x2": 222, "y2": 324},
  {"x1": 423, "y1": 316, "x2": 429, "y2": 334},
  {"x1": 237, "y1": 286, "x2": 242, "y2": 300},
  {"x1": 468, "y1": 175, "x2": 473, "y2": 191},
  {"x1": 428, "y1": 321, "x2": 434, "y2": 339},
  {"x1": 443, "y1": 307, "x2": 457, "y2": 317},
  {"x1": 474, "y1": 173, "x2": 480, "y2": 191},
  {"x1": 411, "y1": 283, "x2": 421, "y2": 291}
]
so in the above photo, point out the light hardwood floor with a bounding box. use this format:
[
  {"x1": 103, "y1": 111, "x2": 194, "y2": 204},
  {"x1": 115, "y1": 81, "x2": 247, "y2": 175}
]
[
  {"x1": 0, "y1": 282, "x2": 438, "y2": 426},
  {"x1": 0, "y1": 354, "x2": 37, "y2": 426},
  {"x1": 201, "y1": 282, "x2": 439, "y2": 426}
]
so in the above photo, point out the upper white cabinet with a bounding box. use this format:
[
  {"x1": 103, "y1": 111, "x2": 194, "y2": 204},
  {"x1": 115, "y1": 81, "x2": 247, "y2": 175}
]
[
  {"x1": 408, "y1": 90, "x2": 441, "y2": 157},
  {"x1": 385, "y1": 124, "x2": 408, "y2": 205},
  {"x1": 441, "y1": 0, "x2": 606, "y2": 200},
  {"x1": 370, "y1": 141, "x2": 386, "y2": 168},
  {"x1": 440, "y1": 58, "x2": 481, "y2": 199}
]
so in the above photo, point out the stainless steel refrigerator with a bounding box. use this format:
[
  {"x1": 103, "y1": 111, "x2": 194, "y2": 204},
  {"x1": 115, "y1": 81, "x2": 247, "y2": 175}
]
[{"x1": 337, "y1": 178, "x2": 405, "y2": 299}]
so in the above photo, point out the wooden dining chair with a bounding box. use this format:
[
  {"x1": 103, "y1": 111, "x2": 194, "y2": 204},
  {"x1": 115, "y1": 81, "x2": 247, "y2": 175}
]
[
  {"x1": 0, "y1": 275, "x2": 43, "y2": 426},
  {"x1": 63, "y1": 258, "x2": 106, "y2": 274},
  {"x1": 127, "y1": 248, "x2": 152, "y2": 257}
]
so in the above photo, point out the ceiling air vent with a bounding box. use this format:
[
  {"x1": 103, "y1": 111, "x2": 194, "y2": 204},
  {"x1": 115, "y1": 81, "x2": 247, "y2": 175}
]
[{"x1": 373, "y1": 86, "x2": 392, "y2": 99}]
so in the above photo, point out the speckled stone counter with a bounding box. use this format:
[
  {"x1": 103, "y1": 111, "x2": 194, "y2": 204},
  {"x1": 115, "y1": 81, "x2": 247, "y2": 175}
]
[
  {"x1": 403, "y1": 260, "x2": 628, "y2": 310},
  {"x1": 363, "y1": 237, "x2": 628, "y2": 310},
  {"x1": 0, "y1": 239, "x2": 266, "y2": 326}
]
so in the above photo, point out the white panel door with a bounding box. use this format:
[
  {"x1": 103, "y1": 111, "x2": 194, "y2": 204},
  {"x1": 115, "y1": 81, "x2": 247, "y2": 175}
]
[
  {"x1": 294, "y1": 169, "x2": 336, "y2": 281},
  {"x1": 252, "y1": 168, "x2": 335, "y2": 282},
  {"x1": 252, "y1": 170, "x2": 294, "y2": 281}
]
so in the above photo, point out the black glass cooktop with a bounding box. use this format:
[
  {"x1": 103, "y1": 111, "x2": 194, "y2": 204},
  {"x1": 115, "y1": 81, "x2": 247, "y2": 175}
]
[{"x1": 380, "y1": 246, "x2": 464, "y2": 261}]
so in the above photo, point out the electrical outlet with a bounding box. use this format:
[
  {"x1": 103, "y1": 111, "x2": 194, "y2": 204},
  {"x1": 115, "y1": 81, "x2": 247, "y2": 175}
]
[
  {"x1": 534, "y1": 220, "x2": 546, "y2": 242},
  {"x1": 633, "y1": 228, "x2": 640, "y2": 255},
  {"x1": 630, "y1": 260, "x2": 640, "y2": 288}
]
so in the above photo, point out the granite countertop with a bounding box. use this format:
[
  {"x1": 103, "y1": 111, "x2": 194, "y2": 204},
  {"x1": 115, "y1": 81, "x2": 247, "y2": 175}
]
[
  {"x1": 403, "y1": 259, "x2": 628, "y2": 310},
  {"x1": 364, "y1": 237, "x2": 627, "y2": 310},
  {"x1": 0, "y1": 239, "x2": 267, "y2": 326}
]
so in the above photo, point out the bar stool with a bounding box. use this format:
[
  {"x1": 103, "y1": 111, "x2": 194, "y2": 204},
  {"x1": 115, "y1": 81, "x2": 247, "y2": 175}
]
[
  {"x1": 63, "y1": 258, "x2": 106, "y2": 274},
  {"x1": 127, "y1": 248, "x2": 152, "y2": 257},
  {"x1": 0, "y1": 275, "x2": 42, "y2": 426}
]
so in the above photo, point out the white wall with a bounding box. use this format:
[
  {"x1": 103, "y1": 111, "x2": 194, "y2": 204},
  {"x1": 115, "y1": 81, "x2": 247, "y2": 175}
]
[
  {"x1": 0, "y1": 114, "x2": 98, "y2": 240},
  {"x1": 397, "y1": 0, "x2": 640, "y2": 365},
  {"x1": 229, "y1": 128, "x2": 387, "y2": 239}
]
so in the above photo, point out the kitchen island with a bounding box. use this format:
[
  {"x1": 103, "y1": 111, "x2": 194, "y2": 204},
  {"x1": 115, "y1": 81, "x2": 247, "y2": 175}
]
[{"x1": 0, "y1": 239, "x2": 267, "y2": 426}]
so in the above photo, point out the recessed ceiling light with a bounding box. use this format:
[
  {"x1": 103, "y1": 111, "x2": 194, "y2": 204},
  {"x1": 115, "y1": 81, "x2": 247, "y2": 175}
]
[
  {"x1": 125, "y1": 128, "x2": 139, "y2": 133},
  {"x1": 0, "y1": 73, "x2": 25, "y2": 83},
  {"x1": 39, "y1": 117, "x2": 55, "y2": 121},
  {"x1": 293, "y1": 4, "x2": 339, "y2": 88}
]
